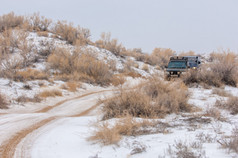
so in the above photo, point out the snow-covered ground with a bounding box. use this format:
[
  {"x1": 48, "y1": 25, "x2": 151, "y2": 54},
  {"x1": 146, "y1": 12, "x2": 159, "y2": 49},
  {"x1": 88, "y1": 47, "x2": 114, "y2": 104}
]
[
  {"x1": 1, "y1": 29, "x2": 238, "y2": 158},
  {"x1": 22, "y1": 85, "x2": 238, "y2": 158}
]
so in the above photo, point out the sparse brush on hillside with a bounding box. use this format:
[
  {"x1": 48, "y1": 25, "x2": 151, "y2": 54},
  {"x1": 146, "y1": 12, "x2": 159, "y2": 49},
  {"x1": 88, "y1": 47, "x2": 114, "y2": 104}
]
[
  {"x1": 28, "y1": 13, "x2": 52, "y2": 31},
  {"x1": 38, "y1": 89, "x2": 62, "y2": 98},
  {"x1": 89, "y1": 115, "x2": 163, "y2": 145},
  {"x1": 102, "y1": 78, "x2": 191, "y2": 120},
  {"x1": 215, "y1": 96, "x2": 238, "y2": 115},
  {"x1": 150, "y1": 48, "x2": 175, "y2": 68},
  {"x1": 95, "y1": 32, "x2": 124, "y2": 56},
  {"x1": 48, "y1": 47, "x2": 112, "y2": 85},
  {"x1": 0, "y1": 12, "x2": 25, "y2": 32},
  {"x1": 53, "y1": 21, "x2": 90, "y2": 45},
  {"x1": 13, "y1": 68, "x2": 48, "y2": 82},
  {"x1": 0, "y1": 93, "x2": 8, "y2": 109},
  {"x1": 183, "y1": 52, "x2": 238, "y2": 87}
]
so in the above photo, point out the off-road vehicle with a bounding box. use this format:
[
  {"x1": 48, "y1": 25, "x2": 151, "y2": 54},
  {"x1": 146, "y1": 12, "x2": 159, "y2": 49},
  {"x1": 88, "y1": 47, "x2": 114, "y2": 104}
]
[{"x1": 165, "y1": 56, "x2": 189, "y2": 78}]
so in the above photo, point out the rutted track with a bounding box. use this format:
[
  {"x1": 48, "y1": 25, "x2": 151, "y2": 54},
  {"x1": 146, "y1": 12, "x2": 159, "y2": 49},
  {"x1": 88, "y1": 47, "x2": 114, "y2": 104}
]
[{"x1": 0, "y1": 89, "x2": 114, "y2": 158}]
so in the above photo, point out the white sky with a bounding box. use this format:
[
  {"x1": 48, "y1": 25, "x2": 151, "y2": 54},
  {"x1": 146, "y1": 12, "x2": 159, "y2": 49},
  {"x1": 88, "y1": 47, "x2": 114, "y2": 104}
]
[{"x1": 1, "y1": 0, "x2": 238, "y2": 54}]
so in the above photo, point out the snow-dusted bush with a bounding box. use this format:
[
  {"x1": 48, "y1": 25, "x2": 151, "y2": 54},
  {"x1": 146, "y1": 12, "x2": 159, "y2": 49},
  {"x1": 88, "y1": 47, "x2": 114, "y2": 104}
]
[
  {"x1": 183, "y1": 52, "x2": 238, "y2": 87},
  {"x1": 53, "y1": 21, "x2": 90, "y2": 45},
  {"x1": 151, "y1": 48, "x2": 175, "y2": 68},
  {"x1": 102, "y1": 78, "x2": 191, "y2": 119},
  {"x1": 13, "y1": 69, "x2": 48, "y2": 81},
  {"x1": 28, "y1": 13, "x2": 52, "y2": 31},
  {"x1": 90, "y1": 115, "x2": 160, "y2": 145},
  {"x1": 215, "y1": 96, "x2": 238, "y2": 115},
  {"x1": 0, "y1": 12, "x2": 24, "y2": 32},
  {"x1": 95, "y1": 32, "x2": 124, "y2": 56},
  {"x1": 0, "y1": 93, "x2": 8, "y2": 109},
  {"x1": 48, "y1": 47, "x2": 112, "y2": 86},
  {"x1": 38, "y1": 89, "x2": 62, "y2": 98}
]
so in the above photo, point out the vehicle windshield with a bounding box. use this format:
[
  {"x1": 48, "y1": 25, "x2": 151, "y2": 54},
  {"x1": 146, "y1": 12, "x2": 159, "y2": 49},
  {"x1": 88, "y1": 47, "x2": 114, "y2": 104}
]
[{"x1": 168, "y1": 61, "x2": 187, "y2": 68}]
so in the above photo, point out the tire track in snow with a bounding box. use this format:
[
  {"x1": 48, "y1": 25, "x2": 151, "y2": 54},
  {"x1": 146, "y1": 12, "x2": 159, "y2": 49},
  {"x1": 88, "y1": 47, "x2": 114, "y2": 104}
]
[{"x1": 0, "y1": 89, "x2": 112, "y2": 158}]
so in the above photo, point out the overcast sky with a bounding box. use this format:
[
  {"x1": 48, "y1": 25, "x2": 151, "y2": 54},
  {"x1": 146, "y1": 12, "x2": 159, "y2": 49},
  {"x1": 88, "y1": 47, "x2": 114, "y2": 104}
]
[{"x1": 1, "y1": 0, "x2": 238, "y2": 54}]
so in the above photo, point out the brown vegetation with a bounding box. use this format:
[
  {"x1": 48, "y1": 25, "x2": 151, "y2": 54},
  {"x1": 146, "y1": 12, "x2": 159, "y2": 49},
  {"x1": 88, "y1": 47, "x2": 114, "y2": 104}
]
[
  {"x1": 218, "y1": 128, "x2": 238, "y2": 154},
  {"x1": 48, "y1": 47, "x2": 112, "y2": 85},
  {"x1": 0, "y1": 12, "x2": 25, "y2": 32},
  {"x1": 102, "y1": 78, "x2": 191, "y2": 120},
  {"x1": 183, "y1": 52, "x2": 238, "y2": 87},
  {"x1": 89, "y1": 115, "x2": 165, "y2": 145},
  {"x1": 53, "y1": 21, "x2": 90, "y2": 45},
  {"x1": 215, "y1": 96, "x2": 238, "y2": 115},
  {"x1": 13, "y1": 69, "x2": 48, "y2": 81},
  {"x1": 95, "y1": 32, "x2": 124, "y2": 56},
  {"x1": 38, "y1": 89, "x2": 62, "y2": 98},
  {"x1": 0, "y1": 93, "x2": 8, "y2": 109}
]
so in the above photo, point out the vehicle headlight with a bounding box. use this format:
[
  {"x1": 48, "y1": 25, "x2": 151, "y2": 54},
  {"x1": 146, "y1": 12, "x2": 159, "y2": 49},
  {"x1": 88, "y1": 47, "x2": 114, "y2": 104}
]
[{"x1": 193, "y1": 67, "x2": 196, "y2": 69}]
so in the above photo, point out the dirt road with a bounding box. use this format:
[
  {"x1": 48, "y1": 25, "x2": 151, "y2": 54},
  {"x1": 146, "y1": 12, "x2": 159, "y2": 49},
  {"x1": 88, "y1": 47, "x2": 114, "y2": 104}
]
[{"x1": 0, "y1": 89, "x2": 113, "y2": 158}]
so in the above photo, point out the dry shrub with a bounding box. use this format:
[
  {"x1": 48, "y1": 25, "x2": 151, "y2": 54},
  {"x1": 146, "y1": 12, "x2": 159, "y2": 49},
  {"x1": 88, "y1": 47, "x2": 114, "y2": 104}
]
[
  {"x1": 48, "y1": 47, "x2": 112, "y2": 85},
  {"x1": 0, "y1": 93, "x2": 8, "y2": 109},
  {"x1": 37, "y1": 31, "x2": 49, "y2": 37},
  {"x1": 182, "y1": 69, "x2": 222, "y2": 87},
  {"x1": 95, "y1": 32, "x2": 124, "y2": 56},
  {"x1": 183, "y1": 52, "x2": 238, "y2": 87},
  {"x1": 144, "y1": 78, "x2": 191, "y2": 113},
  {"x1": 53, "y1": 21, "x2": 90, "y2": 45},
  {"x1": 28, "y1": 13, "x2": 52, "y2": 31},
  {"x1": 212, "y1": 88, "x2": 231, "y2": 97},
  {"x1": 150, "y1": 48, "x2": 175, "y2": 68},
  {"x1": 142, "y1": 64, "x2": 149, "y2": 72},
  {"x1": 165, "y1": 140, "x2": 206, "y2": 158},
  {"x1": 215, "y1": 96, "x2": 238, "y2": 115},
  {"x1": 38, "y1": 40, "x2": 55, "y2": 57},
  {"x1": 0, "y1": 12, "x2": 25, "y2": 32},
  {"x1": 204, "y1": 107, "x2": 225, "y2": 121},
  {"x1": 102, "y1": 90, "x2": 152, "y2": 119},
  {"x1": 38, "y1": 89, "x2": 62, "y2": 98},
  {"x1": 218, "y1": 127, "x2": 238, "y2": 154},
  {"x1": 111, "y1": 75, "x2": 126, "y2": 86},
  {"x1": 0, "y1": 29, "x2": 34, "y2": 68},
  {"x1": 14, "y1": 69, "x2": 48, "y2": 81},
  {"x1": 102, "y1": 78, "x2": 191, "y2": 119},
  {"x1": 66, "y1": 82, "x2": 78, "y2": 92},
  {"x1": 16, "y1": 95, "x2": 42, "y2": 103},
  {"x1": 89, "y1": 116, "x2": 161, "y2": 145}
]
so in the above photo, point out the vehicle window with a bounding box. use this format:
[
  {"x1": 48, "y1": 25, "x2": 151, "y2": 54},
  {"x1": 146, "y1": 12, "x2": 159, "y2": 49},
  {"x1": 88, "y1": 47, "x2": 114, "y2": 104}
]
[{"x1": 168, "y1": 61, "x2": 186, "y2": 68}]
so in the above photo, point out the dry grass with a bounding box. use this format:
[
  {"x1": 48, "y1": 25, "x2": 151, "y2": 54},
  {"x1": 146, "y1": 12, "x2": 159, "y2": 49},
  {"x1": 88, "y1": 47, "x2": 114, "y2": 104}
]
[
  {"x1": 150, "y1": 48, "x2": 175, "y2": 68},
  {"x1": 164, "y1": 140, "x2": 206, "y2": 158},
  {"x1": 111, "y1": 75, "x2": 126, "y2": 86},
  {"x1": 102, "y1": 78, "x2": 191, "y2": 120},
  {"x1": 218, "y1": 127, "x2": 238, "y2": 154},
  {"x1": 28, "y1": 13, "x2": 52, "y2": 31},
  {"x1": 212, "y1": 88, "x2": 231, "y2": 97},
  {"x1": 38, "y1": 89, "x2": 62, "y2": 98},
  {"x1": 53, "y1": 21, "x2": 90, "y2": 45},
  {"x1": 215, "y1": 96, "x2": 238, "y2": 115},
  {"x1": 13, "y1": 69, "x2": 48, "y2": 81},
  {"x1": 16, "y1": 95, "x2": 42, "y2": 103},
  {"x1": 204, "y1": 107, "x2": 226, "y2": 121},
  {"x1": 89, "y1": 115, "x2": 165, "y2": 145},
  {"x1": 0, "y1": 93, "x2": 8, "y2": 109},
  {"x1": 0, "y1": 12, "x2": 25, "y2": 32},
  {"x1": 142, "y1": 64, "x2": 149, "y2": 72},
  {"x1": 183, "y1": 51, "x2": 238, "y2": 87},
  {"x1": 37, "y1": 31, "x2": 49, "y2": 37},
  {"x1": 48, "y1": 47, "x2": 112, "y2": 85},
  {"x1": 66, "y1": 82, "x2": 79, "y2": 92},
  {"x1": 95, "y1": 32, "x2": 124, "y2": 56}
]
